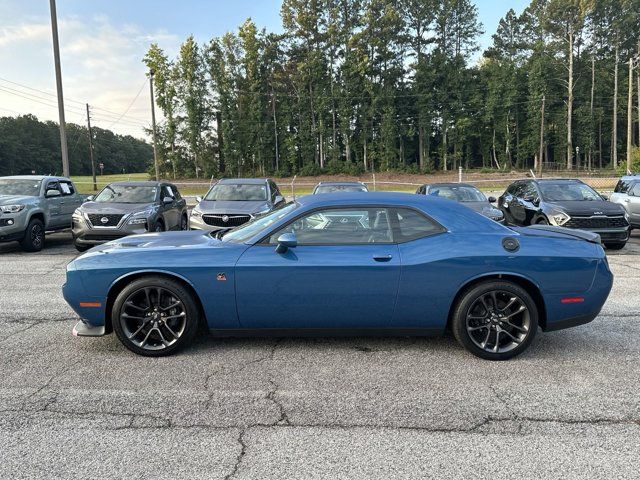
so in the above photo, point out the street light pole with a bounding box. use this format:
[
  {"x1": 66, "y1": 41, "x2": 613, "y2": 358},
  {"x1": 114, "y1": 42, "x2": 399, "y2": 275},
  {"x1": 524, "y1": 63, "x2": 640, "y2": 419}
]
[
  {"x1": 149, "y1": 70, "x2": 160, "y2": 181},
  {"x1": 48, "y1": 0, "x2": 69, "y2": 177}
]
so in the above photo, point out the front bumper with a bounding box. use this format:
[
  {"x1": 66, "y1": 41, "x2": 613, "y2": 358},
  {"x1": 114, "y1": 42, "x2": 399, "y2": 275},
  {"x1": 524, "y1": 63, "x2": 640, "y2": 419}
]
[
  {"x1": 583, "y1": 227, "x2": 630, "y2": 244},
  {"x1": 0, "y1": 211, "x2": 29, "y2": 243},
  {"x1": 189, "y1": 213, "x2": 254, "y2": 232},
  {"x1": 73, "y1": 215, "x2": 149, "y2": 245}
]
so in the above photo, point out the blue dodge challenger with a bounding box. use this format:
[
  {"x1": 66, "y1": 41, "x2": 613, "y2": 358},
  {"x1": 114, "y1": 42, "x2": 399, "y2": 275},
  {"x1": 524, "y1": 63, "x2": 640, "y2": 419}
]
[{"x1": 63, "y1": 192, "x2": 613, "y2": 360}]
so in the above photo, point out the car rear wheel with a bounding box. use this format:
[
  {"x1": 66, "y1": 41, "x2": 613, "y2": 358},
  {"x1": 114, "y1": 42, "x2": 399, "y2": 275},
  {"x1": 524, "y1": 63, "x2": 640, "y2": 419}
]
[
  {"x1": 20, "y1": 218, "x2": 45, "y2": 252},
  {"x1": 112, "y1": 276, "x2": 200, "y2": 357},
  {"x1": 75, "y1": 243, "x2": 91, "y2": 252},
  {"x1": 452, "y1": 281, "x2": 538, "y2": 360},
  {"x1": 604, "y1": 242, "x2": 626, "y2": 250}
]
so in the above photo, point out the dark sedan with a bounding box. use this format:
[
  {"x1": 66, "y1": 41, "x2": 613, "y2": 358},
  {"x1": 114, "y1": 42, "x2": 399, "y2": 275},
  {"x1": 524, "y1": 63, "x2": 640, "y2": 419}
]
[
  {"x1": 416, "y1": 183, "x2": 504, "y2": 223},
  {"x1": 312, "y1": 181, "x2": 368, "y2": 194},
  {"x1": 499, "y1": 178, "x2": 630, "y2": 250}
]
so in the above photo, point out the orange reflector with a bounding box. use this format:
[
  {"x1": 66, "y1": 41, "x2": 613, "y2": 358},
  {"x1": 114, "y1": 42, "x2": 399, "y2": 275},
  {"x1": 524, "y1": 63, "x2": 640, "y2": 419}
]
[
  {"x1": 561, "y1": 297, "x2": 584, "y2": 304},
  {"x1": 79, "y1": 302, "x2": 102, "y2": 308}
]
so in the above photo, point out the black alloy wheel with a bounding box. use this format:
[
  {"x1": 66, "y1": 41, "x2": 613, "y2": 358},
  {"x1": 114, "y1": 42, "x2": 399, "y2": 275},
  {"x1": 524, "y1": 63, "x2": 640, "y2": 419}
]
[{"x1": 452, "y1": 281, "x2": 538, "y2": 360}]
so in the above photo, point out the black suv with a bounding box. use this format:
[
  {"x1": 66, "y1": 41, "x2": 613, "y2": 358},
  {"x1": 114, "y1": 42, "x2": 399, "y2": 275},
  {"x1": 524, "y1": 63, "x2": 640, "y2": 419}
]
[{"x1": 499, "y1": 178, "x2": 630, "y2": 250}]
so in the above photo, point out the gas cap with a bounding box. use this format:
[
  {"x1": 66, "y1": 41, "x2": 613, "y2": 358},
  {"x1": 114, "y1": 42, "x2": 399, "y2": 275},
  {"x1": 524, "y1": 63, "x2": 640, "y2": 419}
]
[{"x1": 502, "y1": 237, "x2": 520, "y2": 253}]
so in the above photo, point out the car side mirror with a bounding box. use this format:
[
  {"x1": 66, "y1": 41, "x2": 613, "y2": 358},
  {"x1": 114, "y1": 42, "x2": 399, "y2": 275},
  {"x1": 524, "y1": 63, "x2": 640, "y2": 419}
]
[
  {"x1": 488, "y1": 196, "x2": 497, "y2": 203},
  {"x1": 195, "y1": 196, "x2": 202, "y2": 203},
  {"x1": 162, "y1": 196, "x2": 174, "y2": 205},
  {"x1": 275, "y1": 232, "x2": 297, "y2": 254},
  {"x1": 275, "y1": 195, "x2": 284, "y2": 204},
  {"x1": 601, "y1": 194, "x2": 609, "y2": 201},
  {"x1": 46, "y1": 189, "x2": 61, "y2": 198},
  {"x1": 84, "y1": 195, "x2": 94, "y2": 203}
]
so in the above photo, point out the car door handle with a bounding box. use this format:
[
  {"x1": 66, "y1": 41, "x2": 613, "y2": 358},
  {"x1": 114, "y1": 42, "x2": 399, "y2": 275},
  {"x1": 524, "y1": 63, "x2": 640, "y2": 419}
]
[
  {"x1": 373, "y1": 255, "x2": 393, "y2": 262},
  {"x1": 624, "y1": 199, "x2": 630, "y2": 202}
]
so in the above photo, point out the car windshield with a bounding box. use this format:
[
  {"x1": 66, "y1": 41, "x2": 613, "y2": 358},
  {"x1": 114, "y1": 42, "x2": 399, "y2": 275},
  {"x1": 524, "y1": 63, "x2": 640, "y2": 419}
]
[
  {"x1": 539, "y1": 182, "x2": 601, "y2": 201},
  {"x1": 315, "y1": 184, "x2": 367, "y2": 194},
  {"x1": 428, "y1": 186, "x2": 486, "y2": 202},
  {"x1": 222, "y1": 203, "x2": 298, "y2": 243},
  {"x1": 0, "y1": 179, "x2": 42, "y2": 196},
  {"x1": 205, "y1": 184, "x2": 267, "y2": 201},
  {"x1": 94, "y1": 185, "x2": 158, "y2": 204}
]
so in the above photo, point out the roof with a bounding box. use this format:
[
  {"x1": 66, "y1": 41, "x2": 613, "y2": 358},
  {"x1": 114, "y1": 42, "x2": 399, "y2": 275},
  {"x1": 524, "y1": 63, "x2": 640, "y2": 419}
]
[
  {"x1": 315, "y1": 181, "x2": 366, "y2": 186},
  {"x1": 0, "y1": 175, "x2": 66, "y2": 181},
  {"x1": 108, "y1": 181, "x2": 162, "y2": 187},
  {"x1": 217, "y1": 178, "x2": 269, "y2": 185},
  {"x1": 423, "y1": 182, "x2": 477, "y2": 188},
  {"x1": 531, "y1": 178, "x2": 583, "y2": 183}
]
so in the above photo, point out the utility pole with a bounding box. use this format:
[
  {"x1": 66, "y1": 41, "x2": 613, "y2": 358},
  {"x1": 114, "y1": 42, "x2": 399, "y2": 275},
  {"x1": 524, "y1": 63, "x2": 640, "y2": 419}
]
[
  {"x1": 48, "y1": 0, "x2": 69, "y2": 177},
  {"x1": 538, "y1": 95, "x2": 545, "y2": 176},
  {"x1": 149, "y1": 70, "x2": 160, "y2": 181},
  {"x1": 628, "y1": 57, "x2": 634, "y2": 174},
  {"x1": 86, "y1": 104, "x2": 97, "y2": 191}
]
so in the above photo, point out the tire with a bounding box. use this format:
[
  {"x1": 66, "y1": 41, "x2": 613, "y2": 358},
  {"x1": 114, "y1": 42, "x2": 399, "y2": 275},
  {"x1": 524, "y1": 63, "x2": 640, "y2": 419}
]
[
  {"x1": 604, "y1": 242, "x2": 626, "y2": 250},
  {"x1": 452, "y1": 280, "x2": 538, "y2": 361},
  {"x1": 19, "y1": 218, "x2": 45, "y2": 252},
  {"x1": 180, "y1": 214, "x2": 188, "y2": 231},
  {"x1": 112, "y1": 276, "x2": 200, "y2": 357},
  {"x1": 154, "y1": 220, "x2": 165, "y2": 232},
  {"x1": 75, "y1": 243, "x2": 91, "y2": 252},
  {"x1": 536, "y1": 217, "x2": 549, "y2": 225}
]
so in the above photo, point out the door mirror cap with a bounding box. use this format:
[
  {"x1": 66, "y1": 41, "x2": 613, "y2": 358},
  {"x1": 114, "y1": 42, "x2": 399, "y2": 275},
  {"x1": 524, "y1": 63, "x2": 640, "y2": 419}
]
[
  {"x1": 275, "y1": 232, "x2": 297, "y2": 254},
  {"x1": 84, "y1": 195, "x2": 94, "y2": 203},
  {"x1": 45, "y1": 189, "x2": 61, "y2": 198},
  {"x1": 488, "y1": 196, "x2": 497, "y2": 203},
  {"x1": 601, "y1": 194, "x2": 609, "y2": 201},
  {"x1": 162, "y1": 196, "x2": 174, "y2": 205},
  {"x1": 195, "y1": 196, "x2": 202, "y2": 203},
  {"x1": 275, "y1": 195, "x2": 284, "y2": 204}
]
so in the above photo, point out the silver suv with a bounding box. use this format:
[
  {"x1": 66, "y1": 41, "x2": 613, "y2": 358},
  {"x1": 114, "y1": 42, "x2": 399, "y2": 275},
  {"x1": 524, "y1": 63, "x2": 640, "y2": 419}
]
[
  {"x1": 72, "y1": 181, "x2": 188, "y2": 251},
  {"x1": 610, "y1": 175, "x2": 640, "y2": 229},
  {"x1": 0, "y1": 175, "x2": 83, "y2": 252},
  {"x1": 190, "y1": 178, "x2": 285, "y2": 231}
]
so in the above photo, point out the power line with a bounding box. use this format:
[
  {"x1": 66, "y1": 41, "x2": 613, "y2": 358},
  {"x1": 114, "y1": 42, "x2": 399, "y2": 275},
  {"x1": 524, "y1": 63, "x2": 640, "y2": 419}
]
[{"x1": 106, "y1": 79, "x2": 148, "y2": 130}]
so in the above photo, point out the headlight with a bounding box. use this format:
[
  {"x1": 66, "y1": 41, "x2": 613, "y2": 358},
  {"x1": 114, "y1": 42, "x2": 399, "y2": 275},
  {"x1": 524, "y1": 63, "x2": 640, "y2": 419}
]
[
  {"x1": 0, "y1": 204, "x2": 25, "y2": 213},
  {"x1": 127, "y1": 209, "x2": 153, "y2": 225},
  {"x1": 552, "y1": 212, "x2": 570, "y2": 226},
  {"x1": 191, "y1": 207, "x2": 203, "y2": 218}
]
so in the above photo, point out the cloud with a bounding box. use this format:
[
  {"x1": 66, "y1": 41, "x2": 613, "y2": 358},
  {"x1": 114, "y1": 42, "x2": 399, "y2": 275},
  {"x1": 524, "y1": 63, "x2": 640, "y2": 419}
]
[{"x1": 0, "y1": 12, "x2": 179, "y2": 139}]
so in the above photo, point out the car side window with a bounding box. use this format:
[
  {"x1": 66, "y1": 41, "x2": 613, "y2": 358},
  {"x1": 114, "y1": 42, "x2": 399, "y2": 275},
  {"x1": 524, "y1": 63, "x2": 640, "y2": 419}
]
[
  {"x1": 162, "y1": 185, "x2": 175, "y2": 199},
  {"x1": 393, "y1": 208, "x2": 444, "y2": 242},
  {"x1": 632, "y1": 183, "x2": 640, "y2": 197},
  {"x1": 59, "y1": 181, "x2": 75, "y2": 196},
  {"x1": 522, "y1": 183, "x2": 538, "y2": 200},
  {"x1": 615, "y1": 180, "x2": 630, "y2": 193},
  {"x1": 45, "y1": 181, "x2": 60, "y2": 196},
  {"x1": 268, "y1": 207, "x2": 393, "y2": 245},
  {"x1": 171, "y1": 186, "x2": 182, "y2": 200}
]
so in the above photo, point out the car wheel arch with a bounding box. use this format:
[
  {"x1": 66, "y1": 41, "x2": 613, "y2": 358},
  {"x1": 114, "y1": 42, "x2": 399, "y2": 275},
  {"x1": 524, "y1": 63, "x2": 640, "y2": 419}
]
[
  {"x1": 105, "y1": 271, "x2": 207, "y2": 334},
  {"x1": 446, "y1": 273, "x2": 547, "y2": 331},
  {"x1": 28, "y1": 211, "x2": 46, "y2": 229}
]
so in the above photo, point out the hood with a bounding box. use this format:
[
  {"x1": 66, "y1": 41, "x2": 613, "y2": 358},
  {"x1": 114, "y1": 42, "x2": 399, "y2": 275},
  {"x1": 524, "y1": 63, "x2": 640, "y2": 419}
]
[
  {"x1": 88, "y1": 230, "x2": 218, "y2": 253},
  {"x1": 79, "y1": 202, "x2": 157, "y2": 215},
  {"x1": 545, "y1": 200, "x2": 625, "y2": 216},
  {"x1": 196, "y1": 199, "x2": 270, "y2": 215},
  {"x1": 0, "y1": 195, "x2": 37, "y2": 205},
  {"x1": 460, "y1": 201, "x2": 499, "y2": 214}
]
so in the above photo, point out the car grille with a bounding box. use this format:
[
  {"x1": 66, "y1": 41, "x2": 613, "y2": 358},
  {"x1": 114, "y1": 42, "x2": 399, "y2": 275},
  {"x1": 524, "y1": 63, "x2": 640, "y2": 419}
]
[
  {"x1": 202, "y1": 214, "x2": 251, "y2": 228},
  {"x1": 87, "y1": 214, "x2": 124, "y2": 227},
  {"x1": 564, "y1": 215, "x2": 629, "y2": 229}
]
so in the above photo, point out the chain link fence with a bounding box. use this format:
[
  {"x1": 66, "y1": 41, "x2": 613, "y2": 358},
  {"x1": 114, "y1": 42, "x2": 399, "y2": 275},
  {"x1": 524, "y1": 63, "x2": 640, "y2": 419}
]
[{"x1": 73, "y1": 169, "x2": 623, "y2": 205}]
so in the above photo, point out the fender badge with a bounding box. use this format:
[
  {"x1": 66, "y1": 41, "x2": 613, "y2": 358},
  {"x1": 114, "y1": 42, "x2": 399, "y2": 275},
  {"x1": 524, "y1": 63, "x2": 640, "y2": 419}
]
[{"x1": 216, "y1": 273, "x2": 227, "y2": 281}]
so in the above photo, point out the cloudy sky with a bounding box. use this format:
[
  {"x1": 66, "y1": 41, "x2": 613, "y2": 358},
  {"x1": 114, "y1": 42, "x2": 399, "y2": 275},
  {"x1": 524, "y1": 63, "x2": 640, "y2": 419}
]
[{"x1": 0, "y1": 0, "x2": 528, "y2": 139}]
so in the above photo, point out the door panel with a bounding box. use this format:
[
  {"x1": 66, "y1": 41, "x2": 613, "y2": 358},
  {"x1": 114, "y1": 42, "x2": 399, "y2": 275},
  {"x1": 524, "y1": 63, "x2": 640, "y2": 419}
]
[
  {"x1": 235, "y1": 244, "x2": 401, "y2": 329},
  {"x1": 628, "y1": 185, "x2": 640, "y2": 224}
]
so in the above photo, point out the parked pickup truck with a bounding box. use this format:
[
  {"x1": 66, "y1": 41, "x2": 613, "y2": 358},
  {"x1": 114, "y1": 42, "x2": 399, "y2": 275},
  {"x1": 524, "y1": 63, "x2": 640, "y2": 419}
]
[{"x1": 0, "y1": 175, "x2": 84, "y2": 252}]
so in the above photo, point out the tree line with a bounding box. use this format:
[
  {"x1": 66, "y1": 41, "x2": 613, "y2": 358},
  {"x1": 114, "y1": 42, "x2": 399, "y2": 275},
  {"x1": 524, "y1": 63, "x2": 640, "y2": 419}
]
[
  {"x1": 144, "y1": 0, "x2": 640, "y2": 178},
  {"x1": 0, "y1": 115, "x2": 153, "y2": 177}
]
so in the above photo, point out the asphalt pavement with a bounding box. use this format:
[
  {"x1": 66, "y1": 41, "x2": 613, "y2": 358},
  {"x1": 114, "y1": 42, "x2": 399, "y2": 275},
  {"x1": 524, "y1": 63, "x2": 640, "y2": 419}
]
[{"x1": 0, "y1": 230, "x2": 639, "y2": 479}]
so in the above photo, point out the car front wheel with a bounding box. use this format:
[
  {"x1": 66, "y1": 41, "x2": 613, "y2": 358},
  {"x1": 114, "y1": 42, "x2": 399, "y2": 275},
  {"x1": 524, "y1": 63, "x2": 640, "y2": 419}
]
[
  {"x1": 452, "y1": 281, "x2": 538, "y2": 360},
  {"x1": 20, "y1": 218, "x2": 45, "y2": 252},
  {"x1": 112, "y1": 276, "x2": 200, "y2": 357}
]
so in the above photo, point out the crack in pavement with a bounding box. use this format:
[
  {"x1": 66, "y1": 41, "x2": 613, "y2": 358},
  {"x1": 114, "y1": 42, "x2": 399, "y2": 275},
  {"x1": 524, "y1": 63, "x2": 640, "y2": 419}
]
[
  {"x1": 224, "y1": 428, "x2": 247, "y2": 480},
  {"x1": 0, "y1": 322, "x2": 38, "y2": 345}
]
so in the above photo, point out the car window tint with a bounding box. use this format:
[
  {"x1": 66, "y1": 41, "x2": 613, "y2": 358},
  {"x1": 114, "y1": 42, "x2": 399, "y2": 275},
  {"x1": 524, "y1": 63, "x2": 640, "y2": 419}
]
[
  {"x1": 172, "y1": 186, "x2": 182, "y2": 200},
  {"x1": 632, "y1": 183, "x2": 640, "y2": 197},
  {"x1": 615, "y1": 180, "x2": 633, "y2": 193},
  {"x1": 46, "y1": 181, "x2": 60, "y2": 193},
  {"x1": 162, "y1": 186, "x2": 175, "y2": 198},
  {"x1": 393, "y1": 208, "x2": 443, "y2": 242},
  {"x1": 522, "y1": 183, "x2": 538, "y2": 199},
  {"x1": 270, "y1": 207, "x2": 393, "y2": 245}
]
